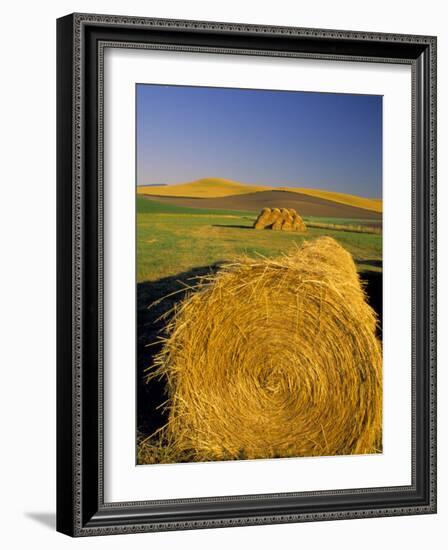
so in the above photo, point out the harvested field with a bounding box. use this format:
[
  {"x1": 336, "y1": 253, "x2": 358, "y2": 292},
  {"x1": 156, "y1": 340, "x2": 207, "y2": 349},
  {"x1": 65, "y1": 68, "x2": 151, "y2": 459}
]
[
  {"x1": 142, "y1": 190, "x2": 382, "y2": 220},
  {"x1": 139, "y1": 237, "x2": 382, "y2": 464},
  {"x1": 138, "y1": 178, "x2": 382, "y2": 213}
]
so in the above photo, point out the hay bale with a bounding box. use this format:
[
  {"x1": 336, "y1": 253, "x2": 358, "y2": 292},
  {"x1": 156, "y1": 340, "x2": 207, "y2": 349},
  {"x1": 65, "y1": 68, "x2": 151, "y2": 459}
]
[
  {"x1": 291, "y1": 211, "x2": 307, "y2": 232},
  {"x1": 270, "y1": 208, "x2": 282, "y2": 229},
  {"x1": 271, "y1": 208, "x2": 284, "y2": 231},
  {"x1": 253, "y1": 207, "x2": 306, "y2": 232},
  {"x1": 253, "y1": 207, "x2": 284, "y2": 230},
  {"x1": 254, "y1": 208, "x2": 272, "y2": 229},
  {"x1": 280, "y1": 208, "x2": 294, "y2": 231},
  {"x1": 146, "y1": 237, "x2": 382, "y2": 463}
]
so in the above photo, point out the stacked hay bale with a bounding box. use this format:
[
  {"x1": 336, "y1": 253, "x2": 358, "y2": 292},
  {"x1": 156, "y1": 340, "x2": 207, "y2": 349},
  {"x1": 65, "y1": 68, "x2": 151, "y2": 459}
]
[
  {"x1": 254, "y1": 207, "x2": 306, "y2": 232},
  {"x1": 142, "y1": 237, "x2": 382, "y2": 463},
  {"x1": 290, "y1": 208, "x2": 307, "y2": 232},
  {"x1": 272, "y1": 210, "x2": 284, "y2": 231},
  {"x1": 279, "y1": 208, "x2": 294, "y2": 231},
  {"x1": 253, "y1": 208, "x2": 273, "y2": 229}
]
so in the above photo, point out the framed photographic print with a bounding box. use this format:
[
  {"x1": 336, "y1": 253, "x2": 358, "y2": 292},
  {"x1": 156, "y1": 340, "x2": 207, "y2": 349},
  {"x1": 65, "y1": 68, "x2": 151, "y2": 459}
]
[{"x1": 56, "y1": 13, "x2": 437, "y2": 536}]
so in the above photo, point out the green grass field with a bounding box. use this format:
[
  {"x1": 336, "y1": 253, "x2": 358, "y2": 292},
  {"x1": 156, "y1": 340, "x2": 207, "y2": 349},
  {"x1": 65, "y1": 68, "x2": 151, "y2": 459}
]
[{"x1": 137, "y1": 198, "x2": 382, "y2": 283}]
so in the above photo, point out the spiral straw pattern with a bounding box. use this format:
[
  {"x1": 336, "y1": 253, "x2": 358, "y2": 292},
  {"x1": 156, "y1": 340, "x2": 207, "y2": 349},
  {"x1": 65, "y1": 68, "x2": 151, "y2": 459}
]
[{"x1": 141, "y1": 237, "x2": 382, "y2": 464}]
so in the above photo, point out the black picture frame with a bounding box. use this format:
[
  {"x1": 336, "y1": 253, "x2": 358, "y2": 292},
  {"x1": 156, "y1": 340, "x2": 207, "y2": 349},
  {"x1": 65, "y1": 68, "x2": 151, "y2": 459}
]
[{"x1": 57, "y1": 13, "x2": 437, "y2": 537}]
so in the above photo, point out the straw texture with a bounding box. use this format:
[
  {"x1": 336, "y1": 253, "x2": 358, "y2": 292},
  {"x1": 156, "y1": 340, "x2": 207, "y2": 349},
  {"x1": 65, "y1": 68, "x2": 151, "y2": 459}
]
[{"x1": 254, "y1": 207, "x2": 306, "y2": 232}]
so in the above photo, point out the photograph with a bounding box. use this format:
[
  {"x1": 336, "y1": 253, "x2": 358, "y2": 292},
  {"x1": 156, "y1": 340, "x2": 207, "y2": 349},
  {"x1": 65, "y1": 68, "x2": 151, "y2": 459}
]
[{"x1": 135, "y1": 83, "x2": 384, "y2": 465}]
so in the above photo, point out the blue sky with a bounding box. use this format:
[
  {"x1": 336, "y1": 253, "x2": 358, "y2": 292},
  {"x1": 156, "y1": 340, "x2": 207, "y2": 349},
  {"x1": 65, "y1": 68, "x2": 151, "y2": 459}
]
[{"x1": 136, "y1": 84, "x2": 382, "y2": 198}]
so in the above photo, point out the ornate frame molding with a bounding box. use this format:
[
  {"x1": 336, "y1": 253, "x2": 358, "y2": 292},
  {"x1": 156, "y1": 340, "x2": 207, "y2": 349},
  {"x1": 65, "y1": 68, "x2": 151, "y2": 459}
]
[{"x1": 57, "y1": 13, "x2": 437, "y2": 537}]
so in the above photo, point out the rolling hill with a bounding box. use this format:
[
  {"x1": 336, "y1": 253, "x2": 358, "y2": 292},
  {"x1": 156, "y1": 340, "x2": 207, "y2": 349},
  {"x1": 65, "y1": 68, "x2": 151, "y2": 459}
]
[
  {"x1": 137, "y1": 178, "x2": 382, "y2": 214},
  {"x1": 142, "y1": 190, "x2": 382, "y2": 221},
  {"x1": 279, "y1": 187, "x2": 382, "y2": 213},
  {"x1": 137, "y1": 178, "x2": 269, "y2": 198}
]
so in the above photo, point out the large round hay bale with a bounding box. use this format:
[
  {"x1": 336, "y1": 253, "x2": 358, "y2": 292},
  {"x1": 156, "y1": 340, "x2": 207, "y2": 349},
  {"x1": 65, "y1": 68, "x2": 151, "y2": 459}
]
[{"x1": 147, "y1": 237, "x2": 382, "y2": 463}]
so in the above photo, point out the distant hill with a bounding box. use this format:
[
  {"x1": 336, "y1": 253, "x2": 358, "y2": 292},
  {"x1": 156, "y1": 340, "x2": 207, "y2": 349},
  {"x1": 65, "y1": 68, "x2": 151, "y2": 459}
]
[
  {"x1": 137, "y1": 178, "x2": 269, "y2": 198},
  {"x1": 137, "y1": 177, "x2": 382, "y2": 213},
  {"x1": 143, "y1": 190, "x2": 382, "y2": 220},
  {"x1": 281, "y1": 188, "x2": 382, "y2": 213},
  {"x1": 139, "y1": 183, "x2": 167, "y2": 187}
]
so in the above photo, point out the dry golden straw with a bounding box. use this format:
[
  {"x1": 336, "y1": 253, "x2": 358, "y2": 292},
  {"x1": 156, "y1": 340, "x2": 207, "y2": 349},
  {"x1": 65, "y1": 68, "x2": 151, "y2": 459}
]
[
  {"x1": 253, "y1": 207, "x2": 274, "y2": 229},
  {"x1": 254, "y1": 207, "x2": 306, "y2": 232},
  {"x1": 140, "y1": 237, "x2": 382, "y2": 464}
]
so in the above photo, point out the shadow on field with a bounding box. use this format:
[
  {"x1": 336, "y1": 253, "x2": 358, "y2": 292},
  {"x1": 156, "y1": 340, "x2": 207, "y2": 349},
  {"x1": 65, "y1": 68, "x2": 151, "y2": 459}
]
[
  {"x1": 358, "y1": 267, "x2": 383, "y2": 339},
  {"x1": 360, "y1": 259, "x2": 382, "y2": 269},
  {"x1": 137, "y1": 264, "x2": 222, "y2": 436},
  {"x1": 137, "y1": 261, "x2": 383, "y2": 438},
  {"x1": 212, "y1": 224, "x2": 252, "y2": 229}
]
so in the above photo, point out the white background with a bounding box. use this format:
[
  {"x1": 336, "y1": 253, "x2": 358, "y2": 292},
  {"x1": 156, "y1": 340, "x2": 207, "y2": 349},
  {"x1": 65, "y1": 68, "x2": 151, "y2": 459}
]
[
  {"x1": 105, "y1": 49, "x2": 412, "y2": 501},
  {"x1": 0, "y1": 1, "x2": 445, "y2": 549}
]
